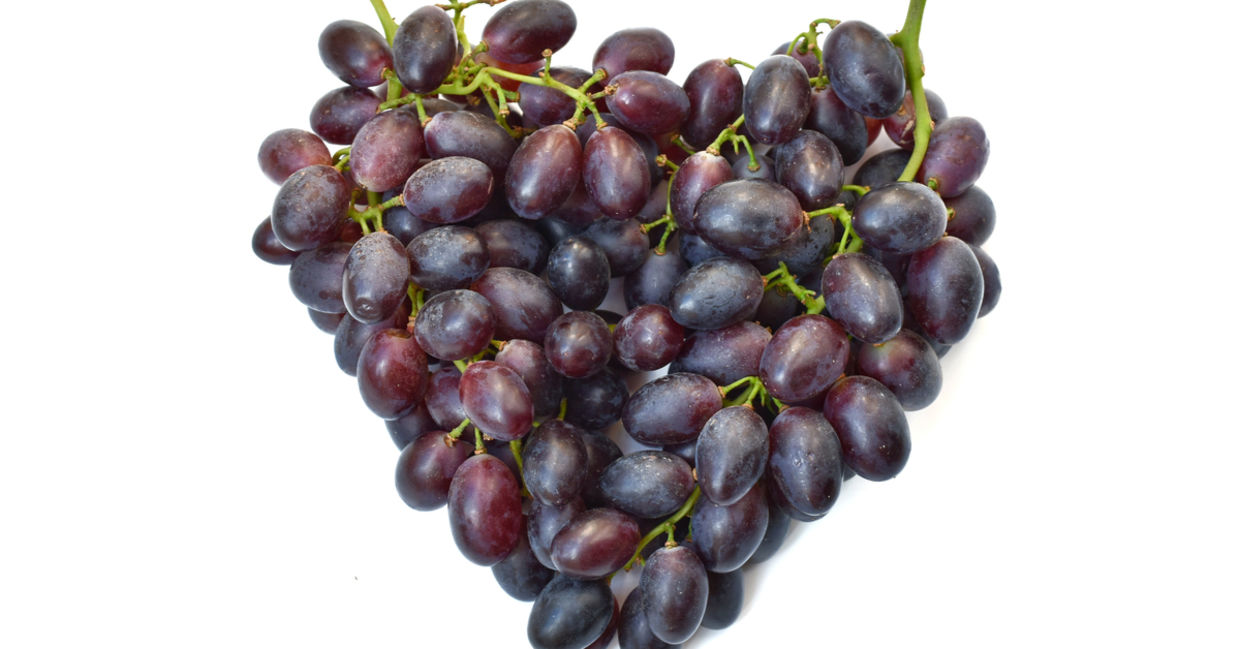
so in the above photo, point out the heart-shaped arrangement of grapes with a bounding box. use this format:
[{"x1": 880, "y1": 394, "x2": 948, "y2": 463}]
[{"x1": 252, "y1": 0, "x2": 1000, "y2": 646}]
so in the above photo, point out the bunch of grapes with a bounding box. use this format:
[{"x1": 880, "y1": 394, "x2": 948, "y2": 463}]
[{"x1": 252, "y1": 0, "x2": 1000, "y2": 646}]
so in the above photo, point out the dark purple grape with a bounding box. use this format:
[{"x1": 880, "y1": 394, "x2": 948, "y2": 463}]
[
  {"x1": 694, "y1": 179, "x2": 804, "y2": 259},
  {"x1": 743, "y1": 55, "x2": 811, "y2": 146},
  {"x1": 386, "y1": 401, "x2": 435, "y2": 449},
  {"x1": 583, "y1": 126, "x2": 651, "y2": 219},
  {"x1": 624, "y1": 251, "x2": 687, "y2": 310},
  {"x1": 392, "y1": 6, "x2": 457, "y2": 93},
  {"x1": 695, "y1": 406, "x2": 769, "y2": 506},
  {"x1": 481, "y1": 0, "x2": 576, "y2": 64},
  {"x1": 690, "y1": 481, "x2": 769, "y2": 572},
  {"x1": 252, "y1": 216, "x2": 298, "y2": 265},
  {"x1": 585, "y1": 597, "x2": 620, "y2": 649},
  {"x1": 884, "y1": 88, "x2": 948, "y2": 150},
  {"x1": 395, "y1": 431, "x2": 473, "y2": 510},
  {"x1": 271, "y1": 165, "x2": 350, "y2": 251},
  {"x1": 670, "y1": 321, "x2": 770, "y2": 386},
  {"x1": 701, "y1": 569, "x2": 744, "y2": 630},
  {"x1": 730, "y1": 152, "x2": 776, "y2": 181},
  {"x1": 774, "y1": 38, "x2": 822, "y2": 77},
  {"x1": 379, "y1": 200, "x2": 432, "y2": 245},
  {"x1": 407, "y1": 225, "x2": 489, "y2": 290},
  {"x1": 821, "y1": 252, "x2": 903, "y2": 344},
  {"x1": 425, "y1": 366, "x2": 467, "y2": 430},
  {"x1": 543, "y1": 311, "x2": 613, "y2": 379},
  {"x1": 495, "y1": 339, "x2": 563, "y2": 416},
  {"x1": 767, "y1": 406, "x2": 843, "y2": 519},
  {"x1": 333, "y1": 301, "x2": 411, "y2": 376},
  {"x1": 851, "y1": 181, "x2": 948, "y2": 254},
  {"x1": 805, "y1": 86, "x2": 868, "y2": 165},
  {"x1": 670, "y1": 152, "x2": 733, "y2": 235},
  {"x1": 258, "y1": 128, "x2": 331, "y2": 184},
  {"x1": 289, "y1": 241, "x2": 351, "y2": 313},
  {"x1": 546, "y1": 236, "x2": 610, "y2": 311},
  {"x1": 318, "y1": 20, "x2": 392, "y2": 88},
  {"x1": 308, "y1": 308, "x2": 345, "y2": 333},
  {"x1": 471, "y1": 267, "x2": 563, "y2": 342},
  {"x1": 970, "y1": 244, "x2": 1002, "y2": 317},
  {"x1": 622, "y1": 373, "x2": 721, "y2": 446},
  {"x1": 773, "y1": 129, "x2": 844, "y2": 211},
  {"x1": 476, "y1": 219, "x2": 550, "y2": 273},
  {"x1": 580, "y1": 217, "x2": 649, "y2": 276},
  {"x1": 550, "y1": 507, "x2": 640, "y2": 579},
  {"x1": 593, "y1": 27, "x2": 674, "y2": 77},
  {"x1": 906, "y1": 236, "x2": 984, "y2": 344},
  {"x1": 613, "y1": 305, "x2": 683, "y2": 372},
  {"x1": 563, "y1": 370, "x2": 628, "y2": 431},
  {"x1": 580, "y1": 431, "x2": 622, "y2": 507},
  {"x1": 758, "y1": 314, "x2": 850, "y2": 403},
  {"x1": 598, "y1": 450, "x2": 694, "y2": 519},
  {"x1": 753, "y1": 284, "x2": 800, "y2": 331},
  {"x1": 605, "y1": 71, "x2": 690, "y2": 136},
  {"x1": 619, "y1": 588, "x2": 680, "y2": 649},
  {"x1": 349, "y1": 109, "x2": 425, "y2": 192},
  {"x1": 448, "y1": 454, "x2": 523, "y2": 565},
  {"x1": 676, "y1": 232, "x2": 727, "y2": 267},
  {"x1": 668, "y1": 257, "x2": 763, "y2": 331},
  {"x1": 851, "y1": 148, "x2": 913, "y2": 190},
  {"x1": 855, "y1": 328, "x2": 943, "y2": 411},
  {"x1": 823, "y1": 375, "x2": 910, "y2": 481},
  {"x1": 524, "y1": 418, "x2": 589, "y2": 506},
  {"x1": 640, "y1": 545, "x2": 708, "y2": 644},
  {"x1": 918, "y1": 116, "x2": 990, "y2": 198},
  {"x1": 310, "y1": 86, "x2": 382, "y2": 145},
  {"x1": 527, "y1": 574, "x2": 615, "y2": 649},
  {"x1": 492, "y1": 519, "x2": 555, "y2": 601},
  {"x1": 356, "y1": 329, "x2": 429, "y2": 420},
  {"x1": 822, "y1": 20, "x2": 905, "y2": 118},
  {"x1": 944, "y1": 186, "x2": 996, "y2": 245},
  {"x1": 506, "y1": 124, "x2": 583, "y2": 220},
  {"x1": 757, "y1": 212, "x2": 835, "y2": 278},
  {"x1": 412, "y1": 289, "x2": 495, "y2": 361},
  {"x1": 342, "y1": 231, "x2": 410, "y2": 324},
  {"x1": 520, "y1": 67, "x2": 593, "y2": 127},
  {"x1": 681, "y1": 59, "x2": 744, "y2": 149},
  {"x1": 423, "y1": 110, "x2": 520, "y2": 177},
  {"x1": 529, "y1": 497, "x2": 586, "y2": 570},
  {"x1": 400, "y1": 156, "x2": 493, "y2": 225},
  {"x1": 459, "y1": 360, "x2": 534, "y2": 441},
  {"x1": 745, "y1": 494, "x2": 791, "y2": 565}
]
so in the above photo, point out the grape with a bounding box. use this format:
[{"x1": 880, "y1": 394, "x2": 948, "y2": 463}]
[
  {"x1": 906, "y1": 236, "x2": 984, "y2": 344},
  {"x1": 471, "y1": 267, "x2": 564, "y2": 342},
  {"x1": 613, "y1": 304, "x2": 684, "y2": 372},
  {"x1": 492, "y1": 518, "x2": 555, "y2": 602},
  {"x1": 257, "y1": 128, "x2": 331, "y2": 184},
  {"x1": 309, "y1": 86, "x2": 382, "y2": 145},
  {"x1": 743, "y1": 55, "x2": 811, "y2": 146},
  {"x1": 252, "y1": 216, "x2": 298, "y2": 265},
  {"x1": 772, "y1": 129, "x2": 845, "y2": 210},
  {"x1": 332, "y1": 300, "x2": 411, "y2": 376},
  {"x1": 395, "y1": 431, "x2": 473, "y2": 511},
  {"x1": 520, "y1": 67, "x2": 593, "y2": 127},
  {"x1": 506, "y1": 124, "x2": 583, "y2": 220},
  {"x1": 758, "y1": 314, "x2": 850, "y2": 403},
  {"x1": 407, "y1": 225, "x2": 489, "y2": 291},
  {"x1": 668, "y1": 257, "x2": 763, "y2": 330},
  {"x1": 773, "y1": 38, "x2": 822, "y2": 77},
  {"x1": 412, "y1": 289, "x2": 496, "y2": 361},
  {"x1": 681, "y1": 59, "x2": 744, "y2": 149},
  {"x1": 349, "y1": 108, "x2": 425, "y2": 192},
  {"x1": 593, "y1": 27, "x2": 675, "y2": 77},
  {"x1": 744, "y1": 494, "x2": 791, "y2": 565},
  {"x1": 528, "y1": 497, "x2": 586, "y2": 570},
  {"x1": 400, "y1": 156, "x2": 493, "y2": 225},
  {"x1": 854, "y1": 328, "x2": 943, "y2": 411},
  {"x1": 753, "y1": 284, "x2": 800, "y2": 331},
  {"x1": 563, "y1": 369, "x2": 628, "y2": 431},
  {"x1": 918, "y1": 116, "x2": 990, "y2": 198},
  {"x1": 550, "y1": 507, "x2": 641, "y2": 579},
  {"x1": 494, "y1": 339, "x2": 563, "y2": 417},
  {"x1": 640, "y1": 545, "x2": 708, "y2": 644},
  {"x1": 598, "y1": 450, "x2": 695, "y2": 519},
  {"x1": 527, "y1": 575, "x2": 615, "y2": 649},
  {"x1": 823, "y1": 375, "x2": 911, "y2": 481},
  {"x1": 479, "y1": 0, "x2": 575, "y2": 64},
  {"x1": 546, "y1": 236, "x2": 611, "y2": 311},
  {"x1": 288, "y1": 241, "x2": 351, "y2": 313},
  {"x1": 624, "y1": 251, "x2": 688, "y2": 310},
  {"x1": 695, "y1": 406, "x2": 769, "y2": 506},
  {"x1": 851, "y1": 181, "x2": 948, "y2": 254},
  {"x1": 970, "y1": 243, "x2": 1002, "y2": 317},
  {"x1": 583, "y1": 126, "x2": 652, "y2": 219},
  {"x1": 851, "y1": 148, "x2": 912, "y2": 190},
  {"x1": 423, "y1": 110, "x2": 520, "y2": 177},
  {"x1": 694, "y1": 179, "x2": 804, "y2": 259},
  {"x1": 579, "y1": 431, "x2": 622, "y2": 507},
  {"x1": 392, "y1": 6, "x2": 458, "y2": 93},
  {"x1": 270, "y1": 165, "x2": 350, "y2": 251},
  {"x1": 884, "y1": 88, "x2": 948, "y2": 150},
  {"x1": 318, "y1": 20, "x2": 392, "y2": 88},
  {"x1": 767, "y1": 406, "x2": 843, "y2": 519},
  {"x1": 701, "y1": 569, "x2": 744, "y2": 630},
  {"x1": 621, "y1": 373, "x2": 722, "y2": 446},
  {"x1": 307, "y1": 308, "x2": 345, "y2": 334},
  {"x1": 605, "y1": 71, "x2": 690, "y2": 136},
  {"x1": 944, "y1": 186, "x2": 996, "y2": 245},
  {"x1": 424, "y1": 366, "x2": 467, "y2": 430},
  {"x1": 476, "y1": 219, "x2": 551, "y2": 273},
  {"x1": 805, "y1": 86, "x2": 868, "y2": 165},
  {"x1": 821, "y1": 252, "x2": 904, "y2": 344},
  {"x1": 543, "y1": 310, "x2": 613, "y2": 379},
  {"x1": 690, "y1": 480, "x2": 769, "y2": 572},
  {"x1": 386, "y1": 401, "x2": 435, "y2": 450},
  {"x1": 822, "y1": 20, "x2": 905, "y2": 117},
  {"x1": 342, "y1": 231, "x2": 410, "y2": 324},
  {"x1": 580, "y1": 217, "x2": 650, "y2": 277},
  {"x1": 757, "y1": 211, "x2": 836, "y2": 278},
  {"x1": 670, "y1": 320, "x2": 770, "y2": 386},
  {"x1": 524, "y1": 418, "x2": 589, "y2": 506},
  {"x1": 459, "y1": 360, "x2": 534, "y2": 441},
  {"x1": 448, "y1": 453, "x2": 523, "y2": 565},
  {"x1": 585, "y1": 597, "x2": 620, "y2": 649},
  {"x1": 356, "y1": 329, "x2": 429, "y2": 420},
  {"x1": 378, "y1": 194, "x2": 432, "y2": 245},
  {"x1": 676, "y1": 232, "x2": 727, "y2": 267},
  {"x1": 670, "y1": 152, "x2": 733, "y2": 235},
  {"x1": 619, "y1": 588, "x2": 680, "y2": 649}
]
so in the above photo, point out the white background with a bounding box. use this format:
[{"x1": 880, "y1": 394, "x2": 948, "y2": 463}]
[{"x1": 1, "y1": 1, "x2": 1237, "y2": 647}]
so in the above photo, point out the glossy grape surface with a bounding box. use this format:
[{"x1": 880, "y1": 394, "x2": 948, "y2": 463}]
[
  {"x1": 395, "y1": 431, "x2": 473, "y2": 511},
  {"x1": 342, "y1": 231, "x2": 410, "y2": 325},
  {"x1": 494, "y1": 339, "x2": 563, "y2": 416},
  {"x1": 668, "y1": 257, "x2": 764, "y2": 331},
  {"x1": 583, "y1": 126, "x2": 651, "y2": 219},
  {"x1": 640, "y1": 545, "x2": 709, "y2": 644},
  {"x1": 309, "y1": 87, "x2": 381, "y2": 145},
  {"x1": 851, "y1": 181, "x2": 948, "y2": 254},
  {"x1": 412, "y1": 289, "x2": 495, "y2": 361},
  {"x1": 694, "y1": 179, "x2": 804, "y2": 259},
  {"x1": 767, "y1": 406, "x2": 843, "y2": 519},
  {"x1": 349, "y1": 109, "x2": 425, "y2": 192},
  {"x1": 523, "y1": 418, "x2": 589, "y2": 506},
  {"x1": 392, "y1": 6, "x2": 458, "y2": 93},
  {"x1": 821, "y1": 252, "x2": 904, "y2": 344},
  {"x1": 772, "y1": 129, "x2": 845, "y2": 210},
  {"x1": 695, "y1": 406, "x2": 769, "y2": 506},
  {"x1": 855, "y1": 328, "x2": 943, "y2": 411},
  {"x1": 459, "y1": 360, "x2": 535, "y2": 441},
  {"x1": 612, "y1": 305, "x2": 684, "y2": 372},
  {"x1": 759, "y1": 314, "x2": 851, "y2": 403},
  {"x1": 505, "y1": 124, "x2": 583, "y2": 220},
  {"x1": 270, "y1": 165, "x2": 349, "y2": 251},
  {"x1": 670, "y1": 152, "x2": 733, "y2": 235},
  {"x1": 906, "y1": 236, "x2": 984, "y2": 345},
  {"x1": 423, "y1": 110, "x2": 520, "y2": 177},
  {"x1": 472, "y1": 267, "x2": 564, "y2": 342},
  {"x1": 690, "y1": 481, "x2": 769, "y2": 572},
  {"x1": 258, "y1": 128, "x2": 331, "y2": 184},
  {"x1": 593, "y1": 27, "x2": 675, "y2": 77},
  {"x1": 407, "y1": 225, "x2": 489, "y2": 291},
  {"x1": 356, "y1": 329, "x2": 429, "y2": 420},
  {"x1": 550, "y1": 507, "x2": 640, "y2": 579},
  {"x1": 598, "y1": 450, "x2": 695, "y2": 519},
  {"x1": 743, "y1": 55, "x2": 811, "y2": 146},
  {"x1": 400, "y1": 156, "x2": 493, "y2": 224},
  {"x1": 605, "y1": 71, "x2": 690, "y2": 136},
  {"x1": 824, "y1": 375, "x2": 911, "y2": 481},
  {"x1": 670, "y1": 321, "x2": 770, "y2": 385},
  {"x1": 546, "y1": 237, "x2": 611, "y2": 311},
  {"x1": 543, "y1": 310, "x2": 613, "y2": 379},
  {"x1": 919, "y1": 116, "x2": 990, "y2": 198},
  {"x1": 318, "y1": 20, "x2": 392, "y2": 88},
  {"x1": 527, "y1": 575, "x2": 615, "y2": 649},
  {"x1": 482, "y1": 0, "x2": 576, "y2": 64},
  {"x1": 681, "y1": 59, "x2": 744, "y2": 149},
  {"x1": 448, "y1": 454, "x2": 523, "y2": 565},
  {"x1": 288, "y1": 241, "x2": 351, "y2": 313},
  {"x1": 822, "y1": 20, "x2": 906, "y2": 117}
]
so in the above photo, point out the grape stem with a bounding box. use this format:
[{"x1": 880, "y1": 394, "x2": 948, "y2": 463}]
[
  {"x1": 762, "y1": 263, "x2": 827, "y2": 316},
  {"x1": 890, "y1": 0, "x2": 930, "y2": 182},
  {"x1": 369, "y1": 0, "x2": 399, "y2": 44},
  {"x1": 620, "y1": 486, "x2": 702, "y2": 572},
  {"x1": 508, "y1": 439, "x2": 531, "y2": 498},
  {"x1": 841, "y1": 184, "x2": 870, "y2": 196},
  {"x1": 718, "y1": 376, "x2": 786, "y2": 411}
]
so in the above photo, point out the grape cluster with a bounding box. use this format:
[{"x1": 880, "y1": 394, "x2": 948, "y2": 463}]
[{"x1": 253, "y1": 0, "x2": 1001, "y2": 647}]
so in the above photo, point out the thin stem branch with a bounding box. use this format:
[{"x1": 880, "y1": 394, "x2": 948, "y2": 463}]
[{"x1": 891, "y1": 0, "x2": 930, "y2": 182}]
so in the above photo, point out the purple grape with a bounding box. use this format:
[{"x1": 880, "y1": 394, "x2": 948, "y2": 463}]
[
  {"x1": 481, "y1": 0, "x2": 576, "y2": 64},
  {"x1": 400, "y1": 156, "x2": 493, "y2": 224},
  {"x1": 670, "y1": 152, "x2": 733, "y2": 235},
  {"x1": 307, "y1": 308, "x2": 344, "y2": 333},
  {"x1": 257, "y1": 128, "x2": 331, "y2": 184},
  {"x1": 550, "y1": 507, "x2": 640, "y2": 579},
  {"x1": 598, "y1": 450, "x2": 695, "y2": 519},
  {"x1": 743, "y1": 55, "x2": 811, "y2": 146},
  {"x1": 392, "y1": 6, "x2": 458, "y2": 93},
  {"x1": 681, "y1": 58, "x2": 744, "y2": 149},
  {"x1": 476, "y1": 219, "x2": 550, "y2": 274},
  {"x1": 851, "y1": 181, "x2": 948, "y2": 254},
  {"x1": 318, "y1": 20, "x2": 392, "y2": 88},
  {"x1": 689, "y1": 481, "x2": 770, "y2": 573},
  {"x1": 342, "y1": 231, "x2": 410, "y2": 324},
  {"x1": 805, "y1": 85, "x2": 868, "y2": 165},
  {"x1": 459, "y1": 360, "x2": 534, "y2": 441},
  {"x1": 520, "y1": 67, "x2": 593, "y2": 127},
  {"x1": 745, "y1": 494, "x2": 791, "y2": 565},
  {"x1": 523, "y1": 418, "x2": 589, "y2": 506},
  {"x1": 448, "y1": 453, "x2": 523, "y2": 565},
  {"x1": 758, "y1": 314, "x2": 850, "y2": 403},
  {"x1": 412, "y1": 289, "x2": 495, "y2": 361},
  {"x1": 668, "y1": 257, "x2": 764, "y2": 331},
  {"x1": 823, "y1": 375, "x2": 910, "y2": 481},
  {"x1": 583, "y1": 126, "x2": 651, "y2": 219},
  {"x1": 505, "y1": 124, "x2": 583, "y2": 220},
  {"x1": 772, "y1": 129, "x2": 844, "y2": 211},
  {"x1": 624, "y1": 251, "x2": 688, "y2": 310},
  {"x1": 332, "y1": 301, "x2": 411, "y2": 376},
  {"x1": 671, "y1": 320, "x2": 771, "y2": 386},
  {"x1": 884, "y1": 88, "x2": 948, "y2": 150},
  {"x1": 349, "y1": 109, "x2": 425, "y2": 192},
  {"x1": 605, "y1": 71, "x2": 690, "y2": 136},
  {"x1": 640, "y1": 545, "x2": 708, "y2": 644},
  {"x1": 407, "y1": 225, "x2": 489, "y2": 291},
  {"x1": 619, "y1": 588, "x2": 680, "y2": 649},
  {"x1": 528, "y1": 497, "x2": 586, "y2": 570},
  {"x1": 822, "y1": 20, "x2": 906, "y2": 118},
  {"x1": 694, "y1": 179, "x2": 804, "y2": 259},
  {"x1": 854, "y1": 328, "x2": 943, "y2": 411},
  {"x1": 773, "y1": 38, "x2": 822, "y2": 77},
  {"x1": 471, "y1": 267, "x2": 564, "y2": 342},
  {"x1": 918, "y1": 116, "x2": 990, "y2": 198},
  {"x1": 580, "y1": 431, "x2": 622, "y2": 507},
  {"x1": 613, "y1": 304, "x2": 684, "y2": 372},
  {"x1": 386, "y1": 401, "x2": 435, "y2": 450},
  {"x1": 288, "y1": 241, "x2": 351, "y2": 313},
  {"x1": 851, "y1": 148, "x2": 912, "y2": 190},
  {"x1": 424, "y1": 365, "x2": 467, "y2": 430},
  {"x1": 356, "y1": 329, "x2": 429, "y2": 420},
  {"x1": 970, "y1": 243, "x2": 1002, "y2": 317},
  {"x1": 543, "y1": 310, "x2": 613, "y2": 379},
  {"x1": 944, "y1": 186, "x2": 996, "y2": 245},
  {"x1": 270, "y1": 165, "x2": 350, "y2": 251},
  {"x1": 252, "y1": 216, "x2": 298, "y2": 265},
  {"x1": 545, "y1": 236, "x2": 610, "y2": 311},
  {"x1": 395, "y1": 431, "x2": 473, "y2": 511},
  {"x1": 701, "y1": 569, "x2": 744, "y2": 630},
  {"x1": 622, "y1": 373, "x2": 722, "y2": 446},
  {"x1": 423, "y1": 110, "x2": 520, "y2": 177},
  {"x1": 580, "y1": 217, "x2": 650, "y2": 277},
  {"x1": 593, "y1": 27, "x2": 674, "y2": 77},
  {"x1": 492, "y1": 518, "x2": 555, "y2": 601},
  {"x1": 494, "y1": 339, "x2": 563, "y2": 416},
  {"x1": 695, "y1": 406, "x2": 769, "y2": 506},
  {"x1": 527, "y1": 574, "x2": 615, "y2": 649},
  {"x1": 310, "y1": 86, "x2": 382, "y2": 145},
  {"x1": 821, "y1": 252, "x2": 904, "y2": 344},
  {"x1": 563, "y1": 370, "x2": 628, "y2": 431},
  {"x1": 767, "y1": 406, "x2": 843, "y2": 519},
  {"x1": 906, "y1": 236, "x2": 984, "y2": 344},
  {"x1": 730, "y1": 152, "x2": 776, "y2": 181}
]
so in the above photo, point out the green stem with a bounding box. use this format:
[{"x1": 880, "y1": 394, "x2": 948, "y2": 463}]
[
  {"x1": 509, "y1": 439, "x2": 530, "y2": 497},
  {"x1": 369, "y1": 0, "x2": 400, "y2": 44},
  {"x1": 724, "y1": 57, "x2": 755, "y2": 70},
  {"x1": 763, "y1": 262, "x2": 827, "y2": 315},
  {"x1": 453, "y1": 359, "x2": 470, "y2": 374},
  {"x1": 891, "y1": 0, "x2": 930, "y2": 182},
  {"x1": 706, "y1": 115, "x2": 746, "y2": 154},
  {"x1": 842, "y1": 184, "x2": 870, "y2": 196},
  {"x1": 621, "y1": 486, "x2": 702, "y2": 572},
  {"x1": 447, "y1": 417, "x2": 473, "y2": 441},
  {"x1": 474, "y1": 427, "x2": 487, "y2": 454}
]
